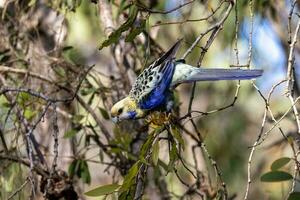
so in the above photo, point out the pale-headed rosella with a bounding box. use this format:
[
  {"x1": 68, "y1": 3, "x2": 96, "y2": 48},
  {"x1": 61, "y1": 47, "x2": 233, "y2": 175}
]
[{"x1": 110, "y1": 40, "x2": 263, "y2": 122}]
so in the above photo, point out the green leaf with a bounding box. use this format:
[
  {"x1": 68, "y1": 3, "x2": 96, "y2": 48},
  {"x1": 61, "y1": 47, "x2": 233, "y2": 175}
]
[
  {"x1": 271, "y1": 157, "x2": 291, "y2": 171},
  {"x1": 62, "y1": 47, "x2": 85, "y2": 65},
  {"x1": 85, "y1": 184, "x2": 120, "y2": 197},
  {"x1": 98, "y1": 107, "x2": 110, "y2": 120},
  {"x1": 99, "y1": 150, "x2": 104, "y2": 162},
  {"x1": 0, "y1": 54, "x2": 9, "y2": 63},
  {"x1": 80, "y1": 160, "x2": 91, "y2": 184},
  {"x1": 54, "y1": 66, "x2": 66, "y2": 77},
  {"x1": 28, "y1": 0, "x2": 37, "y2": 7},
  {"x1": 167, "y1": 142, "x2": 177, "y2": 173},
  {"x1": 125, "y1": 19, "x2": 146, "y2": 42},
  {"x1": 288, "y1": 192, "x2": 300, "y2": 200},
  {"x1": 1, "y1": 102, "x2": 11, "y2": 108},
  {"x1": 157, "y1": 159, "x2": 168, "y2": 172},
  {"x1": 62, "y1": 46, "x2": 74, "y2": 51},
  {"x1": 260, "y1": 171, "x2": 293, "y2": 182},
  {"x1": 18, "y1": 92, "x2": 31, "y2": 106},
  {"x1": 80, "y1": 88, "x2": 96, "y2": 96},
  {"x1": 76, "y1": 160, "x2": 83, "y2": 177},
  {"x1": 72, "y1": 114, "x2": 85, "y2": 123},
  {"x1": 4, "y1": 163, "x2": 21, "y2": 192},
  {"x1": 170, "y1": 125, "x2": 185, "y2": 150},
  {"x1": 120, "y1": 161, "x2": 140, "y2": 191},
  {"x1": 64, "y1": 129, "x2": 78, "y2": 138},
  {"x1": 140, "y1": 134, "x2": 155, "y2": 157},
  {"x1": 68, "y1": 159, "x2": 78, "y2": 177},
  {"x1": 288, "y1": 136, "x2": 294, "y2": 145},
  {"x1": 139, "y1": 157, "x2": 150, "y2": 165},
  {"x1": 99, "y1": 5, "x2": 138, "y2": 50},
  {"x1": 215, "y1": 189, "x2": 225, "y2": 200},
  {"x1": 118, "y1": 186, "x2": 135, "y2": 200},
  {"x1": 24, "y1": 109, "x2": 37, "y2": 120},
  {"x1": 81, "y1": 169, "x2": 91, "y2": 184},
  {"x1": 0, "y1": 49, "x2": 10, "y2": 63},
  {"x1": 117, "y1": 0, "x2": 131, "y2": 17},
  {"x1": 152, "y1": 140, "x2": 159, "y2": 166}
]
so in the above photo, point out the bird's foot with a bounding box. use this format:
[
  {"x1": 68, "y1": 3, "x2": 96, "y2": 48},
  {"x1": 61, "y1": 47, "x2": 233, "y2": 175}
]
[{"x1": 146, "y1": 112, "x2": 173, "y2": 128}]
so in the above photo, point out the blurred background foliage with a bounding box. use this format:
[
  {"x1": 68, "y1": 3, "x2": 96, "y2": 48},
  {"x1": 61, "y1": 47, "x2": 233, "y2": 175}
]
[{"x1": 0, "y1": 0, "x2": 300, "y2": 199}]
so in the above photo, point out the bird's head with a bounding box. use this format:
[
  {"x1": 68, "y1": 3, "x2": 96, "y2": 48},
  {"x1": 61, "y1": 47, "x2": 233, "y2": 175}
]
[{"x1": 110, "y1": 97, "x2": 145, "y2": 122}]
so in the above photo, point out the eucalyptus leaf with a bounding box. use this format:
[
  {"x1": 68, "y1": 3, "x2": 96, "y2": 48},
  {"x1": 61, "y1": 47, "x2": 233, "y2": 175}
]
[
  {"x1": 117, "y1": 0, "x2": 131, "y2": 17},
  {"x1": 0, "y1": 49, "x2": 10, "y2": 63},
  {"x1": 118, "y1": 186, "x2": 135, "y2": 200},
  {"x1": 288, "y1": 192, "x2": 300, "y2": 200},
  {"x1": 99, "y1": 5, "x2": 138, "y2": 50},
  {"x1": 28, "y1": 0, "x2": 37, "y2": 6},
  {"x1": 98, "y1": 107, "x2": 110, "y2": 120},
  {"x1": 72, "y1": 114, "x2": 85, "y2": 123},
  {"x1": 158, "y1": 159, "x2": 168, "y2": 172},
  {"x1": 80, "y1": 160, "x2": 91, "y2": 184},
  {"x1": 80, "y1": 88, "x2": 96, "y2": 96},
  {"x1": 62, "y1": 46, "x2": 74, "y2": 51},
  {"x1": 271, "y1": 157, "x2": 291, "y2": 171},
  {"x1": 170, "y1": 125, "x2": 185, "y2": 150},
  {"x1": 54, "y1": 66, "x2": 66, "y2": 77},
  {"x1": 120, "y1": 161, "x2": 140, "y2": 191},
  {"x1": 68, "y1": 159, "x2": 78, "y2": 177},
  {"x1": 260, "y1": 171, "x2": 293, "y2": 182},
  {"x1": 1, "y1": 102, "x2": 11, "y2": 108},
  {"x1": 167, "y1": 142, "x2": 177, "y2": 173},
  {"x1": 18, "y1": 92, "x2": 31, "y2": 107},
  {"x1": 125, "y1": 19, "x2": 147, "y2": 42},
  {"x1": 24, "y1": 109, "x2": 37, "y2": 120},
  {"x1": 152, "y1": 140, "x2": 160, "y2": 166},
  {"x1": 140, "y1": 134, "x2": 155, "y2": 157},
  {"x1": 64, "y1": 129, "x2": 78, "y2": 138},
  {"x1": 85, "y1": 184, "x2": 120, "y2": 197}
]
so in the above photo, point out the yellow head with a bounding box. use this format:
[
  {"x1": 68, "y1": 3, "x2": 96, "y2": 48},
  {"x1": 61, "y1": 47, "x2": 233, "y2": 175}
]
[{"x1": 110, "y1": 97, "x2": 146, "y2": 122}]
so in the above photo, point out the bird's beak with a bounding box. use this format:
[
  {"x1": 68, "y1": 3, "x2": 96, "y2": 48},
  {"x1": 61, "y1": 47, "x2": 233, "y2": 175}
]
[{"x1": 111, "y1": 116, "x2": 119, "y2": 123}]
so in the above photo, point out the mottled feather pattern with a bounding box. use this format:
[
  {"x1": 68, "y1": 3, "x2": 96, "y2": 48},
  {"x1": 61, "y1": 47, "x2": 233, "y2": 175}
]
[
  {"x1": 129, "y1": 63, "x2": 159, "y2": 102},
  {"x1": 129, "y1": 39, "x2": 181, "y2": 104}
]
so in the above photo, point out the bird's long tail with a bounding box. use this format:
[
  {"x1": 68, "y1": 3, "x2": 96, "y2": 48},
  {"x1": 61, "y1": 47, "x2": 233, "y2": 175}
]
[
  {"x1": 171, "y1": 63, "x2": 263, "y2": 86},
  {"x1": 188, "y1": 68, "x2": 263, "y2": 81}
]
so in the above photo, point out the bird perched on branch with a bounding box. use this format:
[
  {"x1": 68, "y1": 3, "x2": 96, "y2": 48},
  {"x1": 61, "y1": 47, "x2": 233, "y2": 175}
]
[{"x1": 110, "y1": 40, "x2": 263, "y2": 122}]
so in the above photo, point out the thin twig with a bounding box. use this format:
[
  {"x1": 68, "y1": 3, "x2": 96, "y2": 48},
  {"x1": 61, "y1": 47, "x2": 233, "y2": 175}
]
[
  {"x1": 151, "y1": 0, "x2": 225, "y2": 27},
  {"x1": 137, "y1": 0, "x2": 195, "y2": 14},
  {"x1": 7, "y1": 178, "x2": 30, "y2": 200},
  {"x1": 247, "y1": 0, "x2": 254, "y2": 66},
  {"x1": 286, "y1": 15, "x2": 300, "y2": 135},
  {"x1": 0, "y1": 124, "x2": 8, "y2": 153}
]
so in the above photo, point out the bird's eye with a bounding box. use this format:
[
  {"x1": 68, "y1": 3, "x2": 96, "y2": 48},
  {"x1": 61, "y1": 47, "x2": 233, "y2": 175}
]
[{"x1": 118, "y1": 108, "x2": 123, "y2": 114}]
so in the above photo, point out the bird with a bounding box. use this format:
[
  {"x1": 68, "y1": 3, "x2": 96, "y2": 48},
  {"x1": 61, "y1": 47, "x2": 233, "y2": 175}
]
[{"x1": 110, "y1": 40, "x2": 263, "y2": 122}]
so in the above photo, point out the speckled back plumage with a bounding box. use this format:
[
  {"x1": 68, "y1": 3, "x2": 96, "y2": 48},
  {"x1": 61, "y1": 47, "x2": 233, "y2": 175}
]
[
  {"x1": 129, "y1": 40, "x2": 182, "y2": 106},
  {"x1": 129, "y1": 61, "x2": 173, "y2": 101},
  {"x1": 129, "y1": 63, "x2": 160, "y2": 101}
]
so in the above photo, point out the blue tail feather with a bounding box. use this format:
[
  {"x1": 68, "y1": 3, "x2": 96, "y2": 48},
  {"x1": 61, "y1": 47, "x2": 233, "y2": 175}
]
[{"x1": 188, "y1": 68, "x2": 263, "y2": 81}]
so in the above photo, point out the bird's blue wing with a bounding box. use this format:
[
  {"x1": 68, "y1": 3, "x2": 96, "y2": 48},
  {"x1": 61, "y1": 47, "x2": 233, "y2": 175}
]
[
  {"x1": 129, "y1": 40, "x2": 182, "y2": 110},
  {"x1": 138, "y1": 60, "x2": 175, "y2": 109}
]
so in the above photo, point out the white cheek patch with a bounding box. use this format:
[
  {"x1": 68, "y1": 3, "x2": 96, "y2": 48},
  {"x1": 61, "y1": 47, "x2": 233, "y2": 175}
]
[
  {"x1": 111, "y1": 117, "x2": 119, "y2": 123},
  {"x1": 119, "y1": 113, "x2": 127, "y2": 120}
]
